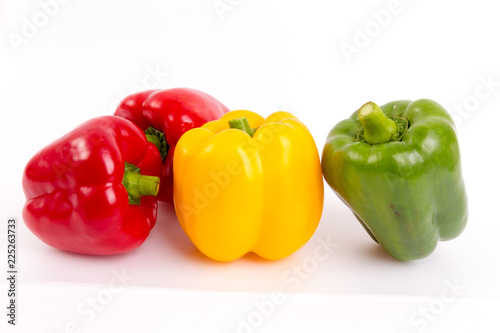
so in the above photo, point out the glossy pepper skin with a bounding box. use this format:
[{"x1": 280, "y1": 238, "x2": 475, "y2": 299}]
[
  {"x1": 22, "y1": 116, "x2": 162, "y2": 255},
  {"x1": 322, "y1": 99, "x2": 468, "y2": 260},
  {"x1": 173, "y1": 110, "x2": 324, "y2": 262},
  {"x1": 115, "y1": 88, "x2": 229, "y2": 202}
]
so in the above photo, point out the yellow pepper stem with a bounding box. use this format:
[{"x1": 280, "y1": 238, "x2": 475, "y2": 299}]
[{"x1": 228, "y1": 117, "x2": 255, "y2": 137}]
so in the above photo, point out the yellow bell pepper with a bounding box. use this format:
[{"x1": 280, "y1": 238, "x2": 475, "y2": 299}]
[{"x1": 173, "y1": 110, "x2": 324, "y2": 262}]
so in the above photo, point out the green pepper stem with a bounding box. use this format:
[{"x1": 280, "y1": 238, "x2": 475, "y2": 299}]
[
  {"x1": 228, "y1": 117, "x2": 255, "y2": 137},
  {"x1": 122, "y1": 166, "x2": 160, "y2": 205},
  {"x1": 358, "y1": 102, "x2": 398, "y2": 144}
]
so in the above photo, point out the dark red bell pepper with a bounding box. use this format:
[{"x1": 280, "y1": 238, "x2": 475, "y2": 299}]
[
  {"x1": 115, "y1": 88, "x2": 229, "y2": 202},
  {"x1": 22, "y1": 116, "x2": 162, "y2": 255}
]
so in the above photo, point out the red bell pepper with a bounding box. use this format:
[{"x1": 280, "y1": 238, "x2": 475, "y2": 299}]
[
  {"x1": 22, "y1": 116, "x2": 162, "y2": 255},
  {"x1": 115, "y1": 88, "x2": 229, "y2": 202}
]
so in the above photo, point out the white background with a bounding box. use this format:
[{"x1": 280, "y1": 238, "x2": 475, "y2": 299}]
[{"x1": 1, "y1": 0, "x2": 499, "y2": 332}]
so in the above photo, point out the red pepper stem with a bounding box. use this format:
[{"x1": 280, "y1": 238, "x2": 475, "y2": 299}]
[
  {"x1": 145, "y1": 134, "x2": 161, "y2": 151},
  {"x1": 228, "y1": 117, "x2": 255, "y2": 137},
  {"x1": 122, "y1": 169, "x2": 160, "y2": 205},
  {"x1": 358, "y1": 102, "x2": 398, "y2": 144},
  {"x1": 144, "y1": 127, "x2": 168, "y2": 160}
]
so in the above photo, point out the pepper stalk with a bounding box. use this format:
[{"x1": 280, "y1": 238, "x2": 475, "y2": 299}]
[
  {"x1": 358, "y1": 102, "x2": 398, "y2": 144},
  {"x1": 122, "y1": 162, "x2": 160, "y2": 205},
  {"x1": 228, "y1": 117, "x2": 256, "y2": 137}
]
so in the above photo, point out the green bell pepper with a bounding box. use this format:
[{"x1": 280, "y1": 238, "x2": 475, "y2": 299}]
[{"x1": 321, "y1": 99, "x2": 468, "y2": 260}]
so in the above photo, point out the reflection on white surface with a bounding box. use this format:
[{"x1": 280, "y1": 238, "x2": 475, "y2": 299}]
[{"x1": 14, "y1": 193, "x2": 500, "y2": 299}]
